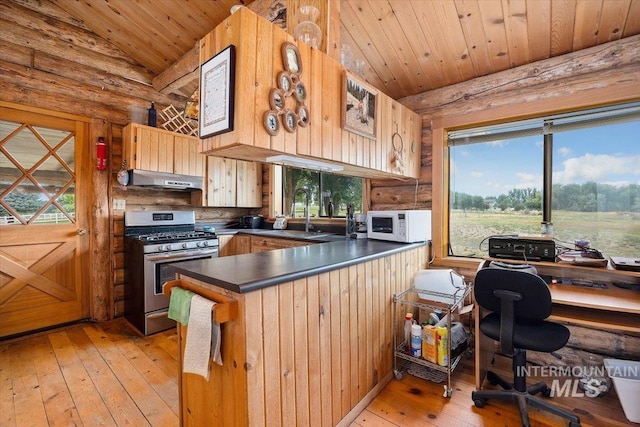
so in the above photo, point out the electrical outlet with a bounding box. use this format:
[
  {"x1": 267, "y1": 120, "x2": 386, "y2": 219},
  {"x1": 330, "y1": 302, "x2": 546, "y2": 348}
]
[{"x1": 113, "y1": 199, "x2": 126, "y2": 210}]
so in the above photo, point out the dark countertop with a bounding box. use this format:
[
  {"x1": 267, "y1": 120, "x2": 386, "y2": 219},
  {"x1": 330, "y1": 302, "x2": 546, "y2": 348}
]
[{"x1": 168, "y1": 236, "x2": 425, "y2": 294}]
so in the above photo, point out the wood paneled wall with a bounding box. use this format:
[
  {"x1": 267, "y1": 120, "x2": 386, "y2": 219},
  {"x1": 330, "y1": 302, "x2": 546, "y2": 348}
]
[{"x1": 175, "y1": 245, "x2": 427, "y2": 427}]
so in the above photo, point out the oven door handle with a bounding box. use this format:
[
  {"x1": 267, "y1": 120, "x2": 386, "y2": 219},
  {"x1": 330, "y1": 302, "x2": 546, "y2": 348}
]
[
  {"x1": 145, "y1": 248, "x2": 218, "y2": 262},
  {"x1": 147, "y1": 311, "x2": 169, "y2": 320}
]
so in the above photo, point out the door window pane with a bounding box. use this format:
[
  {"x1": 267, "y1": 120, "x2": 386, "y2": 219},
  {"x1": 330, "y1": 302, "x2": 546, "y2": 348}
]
[{"x1": 0, "y1": 120, "x2": 75, "y2": 225}]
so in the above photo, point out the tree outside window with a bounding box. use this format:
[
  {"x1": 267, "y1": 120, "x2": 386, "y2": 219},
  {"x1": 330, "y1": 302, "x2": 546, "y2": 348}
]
[{"x1": 282, "y1": 167, "x2": 363, "y2": 218}]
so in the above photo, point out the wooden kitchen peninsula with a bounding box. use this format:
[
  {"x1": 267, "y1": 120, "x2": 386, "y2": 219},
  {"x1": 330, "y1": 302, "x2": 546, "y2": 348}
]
[{"x1": 167, "y1": 238, "x2": 427, "y2": 426}]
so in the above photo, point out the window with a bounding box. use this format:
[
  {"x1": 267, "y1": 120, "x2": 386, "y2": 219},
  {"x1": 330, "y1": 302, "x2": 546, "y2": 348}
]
[
  {"x1": 0, "y1": 120, "x2": 76, "y2": 225},
  {"x1": 281, "y1": 167, "x2": 363, "y2": 218},
  {"x1": 448, "y1": 102, "x2": 640, "y2": 258}
]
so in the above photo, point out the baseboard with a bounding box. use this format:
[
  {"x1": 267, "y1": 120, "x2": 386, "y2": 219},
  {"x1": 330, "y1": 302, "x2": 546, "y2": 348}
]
[{"x1": 336, "y1": 371, "x2": 394, "y2": 427}]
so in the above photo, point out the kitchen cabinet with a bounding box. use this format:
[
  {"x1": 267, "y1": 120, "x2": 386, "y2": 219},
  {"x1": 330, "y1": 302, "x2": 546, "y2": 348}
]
[
  {"x1": 218, "y1": 234, "x2": 251, "y2": 257},
  {"x1": 250, "y1": 235, "x2": 312, "y2": 253},
  {"x1": 170, "y1": 244, "x2": 427, "y2": 426},
  {"x1": 201, "y1": 157, "x2": 262, "y2": 207},
  {"x1": 123, "y1": 123, "x2": 204, "y2": 176},
  {"x1": 384, "y1": 98, "x2": 422, "y2": 179},
  {"x1": 219, "y1": 234, "x2": 312, "y2": 256},
  {"x1": 197, "y1": 7, "x2": 421, "y2": 180}
]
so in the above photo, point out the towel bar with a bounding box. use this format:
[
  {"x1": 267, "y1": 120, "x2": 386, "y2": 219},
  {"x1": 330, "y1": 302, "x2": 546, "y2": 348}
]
[{"x1": 162, "y1": 279, "x2": 238, "y2": 324}]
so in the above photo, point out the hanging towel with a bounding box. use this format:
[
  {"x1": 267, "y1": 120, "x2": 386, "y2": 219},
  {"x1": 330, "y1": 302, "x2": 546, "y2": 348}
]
[
  {"x1": 183, "y1": 294, "x2": 215, "y2": 380},
  {"x1": 211, "y1": 316, "x2": 222, "y2": 366},
  {"x1": 168, "y1": 287, "x2": 195, "y2": 326}
]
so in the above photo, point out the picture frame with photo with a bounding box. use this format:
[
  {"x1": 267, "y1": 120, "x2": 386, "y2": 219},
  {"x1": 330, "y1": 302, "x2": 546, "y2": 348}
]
[
  {"x1": 199, "y1": 44, "x2": 236, "y2": 138},
  {"x1": 282, "y1": 109, "x2": 298, "y2": 133},
  {"x1": 341, "y1": 71, "x2": 377, "y2": 139},
  {"x1": 263, "y1": 110, "x2": 280, "y2": 136},
  {"x1": 281, "y1": 42, "x2": 302, "y2": 75}
]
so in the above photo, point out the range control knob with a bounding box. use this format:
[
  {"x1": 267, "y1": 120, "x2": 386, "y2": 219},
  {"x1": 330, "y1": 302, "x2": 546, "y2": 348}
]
[
  {"x1": 182, "y1": 243, "x2": 189, "y2": 249},
  {"x1": 201, "y1": 241, "x2": 209, "y2": 247},
  {"x1": 162, "y1": 244, "x2": 172, "y2": 251}
]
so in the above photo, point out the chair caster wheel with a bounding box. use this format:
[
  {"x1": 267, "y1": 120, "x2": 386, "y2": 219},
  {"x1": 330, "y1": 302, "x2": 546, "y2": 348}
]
[
  {"x1": 542, "y1": 387, "x2": 551, "y2": 397},
  {"x1": 393, "y1": 370, "x2": 403, "y2": 380},
  {"x1": 473, "y1": 398, "x2": 486, "y2": 408}
]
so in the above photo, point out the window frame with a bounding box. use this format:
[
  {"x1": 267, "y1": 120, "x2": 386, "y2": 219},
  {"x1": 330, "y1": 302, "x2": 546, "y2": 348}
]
[
  {"x1": 268, "y1": 164, "x2": 366, "y2": 222},
  {"x1": 446, "y1": 102, "x2": 640, "y2": 256},
  {"x1": 431, "y1": 98, "x2": 640, "y2": 264}
]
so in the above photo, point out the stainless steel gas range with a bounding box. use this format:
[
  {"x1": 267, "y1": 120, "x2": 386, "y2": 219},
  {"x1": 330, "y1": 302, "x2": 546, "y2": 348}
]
[{"x1": 124, "y1": 210, "x2": 218, "y2": 335}]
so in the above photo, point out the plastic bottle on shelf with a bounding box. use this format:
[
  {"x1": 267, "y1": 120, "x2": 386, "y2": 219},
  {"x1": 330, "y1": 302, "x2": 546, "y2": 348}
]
[
  {"x1": 410, "y1": 324, "x2": 422, "y2": 358},
  {"x1": 404, "y1": 313, "x2": 414, "y2": 353},
  {"x1": 422, "y1": 325, "x2": 438, "y2": 363},
  {"x1": 437, "y1": 326, "x2": 448, "y2": 366}
]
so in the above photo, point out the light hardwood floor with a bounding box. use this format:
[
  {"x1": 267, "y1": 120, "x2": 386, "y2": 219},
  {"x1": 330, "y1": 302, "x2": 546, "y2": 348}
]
[{"x1": 0, "y1": 319, "x2": 630, "y2": 426}]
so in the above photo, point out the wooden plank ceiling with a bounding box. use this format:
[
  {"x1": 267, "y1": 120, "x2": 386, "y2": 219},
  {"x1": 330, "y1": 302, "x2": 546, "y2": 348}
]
[{"x1": 37, "y1": 0, "x2": 640, "y2": 100}]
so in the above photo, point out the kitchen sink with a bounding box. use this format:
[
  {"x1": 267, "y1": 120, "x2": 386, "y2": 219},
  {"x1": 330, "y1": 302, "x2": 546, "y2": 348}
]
[
  {"x1": 235, "y1": 228, "x2": 347, "y2": 242},
  {"x1": 258, "y1": 230, "x2": 330, "y2": 239}
]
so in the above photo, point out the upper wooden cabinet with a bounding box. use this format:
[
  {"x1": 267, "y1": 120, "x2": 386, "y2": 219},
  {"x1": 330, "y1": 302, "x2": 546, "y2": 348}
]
[
  {"x1": 197, "y1": 7, "x2": 421, "y2": 180},
  {"x1": 200, "y1": 157, "x2": 262, "y2": 207},
  {"x1": 123, "y1": 123, "x2": 204, "y2": 176}
]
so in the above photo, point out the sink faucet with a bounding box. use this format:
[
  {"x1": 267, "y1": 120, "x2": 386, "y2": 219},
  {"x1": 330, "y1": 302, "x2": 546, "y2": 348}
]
[{"x1": 294, "y1": 187, "x2": 312, "y2": 232}]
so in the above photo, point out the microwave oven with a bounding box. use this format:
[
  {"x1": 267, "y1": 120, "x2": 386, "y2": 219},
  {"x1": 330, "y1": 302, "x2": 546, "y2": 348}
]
[{"x1": 366, "y1": 210, "x2": 431, "y2": 243}]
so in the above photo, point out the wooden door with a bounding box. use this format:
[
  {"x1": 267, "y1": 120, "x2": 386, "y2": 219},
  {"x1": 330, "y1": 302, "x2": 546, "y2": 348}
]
[{"x1": 0, "y1": 107, "x2": 90, "y2": 337}]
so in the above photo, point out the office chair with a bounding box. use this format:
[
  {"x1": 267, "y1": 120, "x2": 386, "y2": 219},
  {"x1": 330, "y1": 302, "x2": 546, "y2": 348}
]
[{"x1": 471, "y1": 268, "x2": 581, "y2": 427}]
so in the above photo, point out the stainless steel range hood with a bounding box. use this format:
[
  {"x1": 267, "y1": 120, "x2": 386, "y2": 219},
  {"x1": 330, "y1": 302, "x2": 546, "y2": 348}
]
[{"x1": 126, "y1": 170, "x2": 203, "y2": 191}]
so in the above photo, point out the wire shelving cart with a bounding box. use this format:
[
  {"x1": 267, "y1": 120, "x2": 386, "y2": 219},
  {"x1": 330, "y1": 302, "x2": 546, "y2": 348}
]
[{"x1": 393, "y1": 272, "x2": 472, "y2": 398}]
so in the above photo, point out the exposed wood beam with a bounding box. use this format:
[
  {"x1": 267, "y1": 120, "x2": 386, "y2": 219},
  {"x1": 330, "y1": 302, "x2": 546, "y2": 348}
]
[
  {"x1": 400, "y1": 34, "x2": 640, "y2": 117},
  {"x1": 152, "y1": 44, "x2": 199, "y2": 94},
  {"x1": 246, "y1": 0, "x2": 286, "y2": 28}
]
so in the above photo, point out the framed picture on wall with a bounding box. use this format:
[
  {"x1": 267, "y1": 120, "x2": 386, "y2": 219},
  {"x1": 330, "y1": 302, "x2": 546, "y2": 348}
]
[
  {"x1": 341, "y1": 71, "x2": 377, "y2": 139},
  {"x1": 281, "y1": 42, "x2": 302, "y2": 75},
  {"x1": 199, "y1": 44, "x2": 236, "y2": 138}
]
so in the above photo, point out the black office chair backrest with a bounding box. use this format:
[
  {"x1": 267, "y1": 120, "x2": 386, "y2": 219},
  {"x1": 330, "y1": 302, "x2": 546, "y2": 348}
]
[{"x1": 474, "y1": 268, "x2": 552, "y2": 321}]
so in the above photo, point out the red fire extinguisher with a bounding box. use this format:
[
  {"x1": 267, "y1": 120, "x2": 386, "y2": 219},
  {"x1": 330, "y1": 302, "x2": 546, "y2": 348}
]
[{"x1": 96, "y1": 136, "x2": 107, "y2": 171}]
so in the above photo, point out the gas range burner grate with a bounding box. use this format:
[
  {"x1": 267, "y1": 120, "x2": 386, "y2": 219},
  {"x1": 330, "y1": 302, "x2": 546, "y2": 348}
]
[{"x1": 137, "y1": 231, "x2": 216, "y2": 242}]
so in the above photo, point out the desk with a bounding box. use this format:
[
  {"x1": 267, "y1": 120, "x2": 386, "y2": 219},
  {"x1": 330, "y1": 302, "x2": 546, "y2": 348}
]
[{"x1": 474, "y1": 259, "x2": 640, "y2": 389}]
